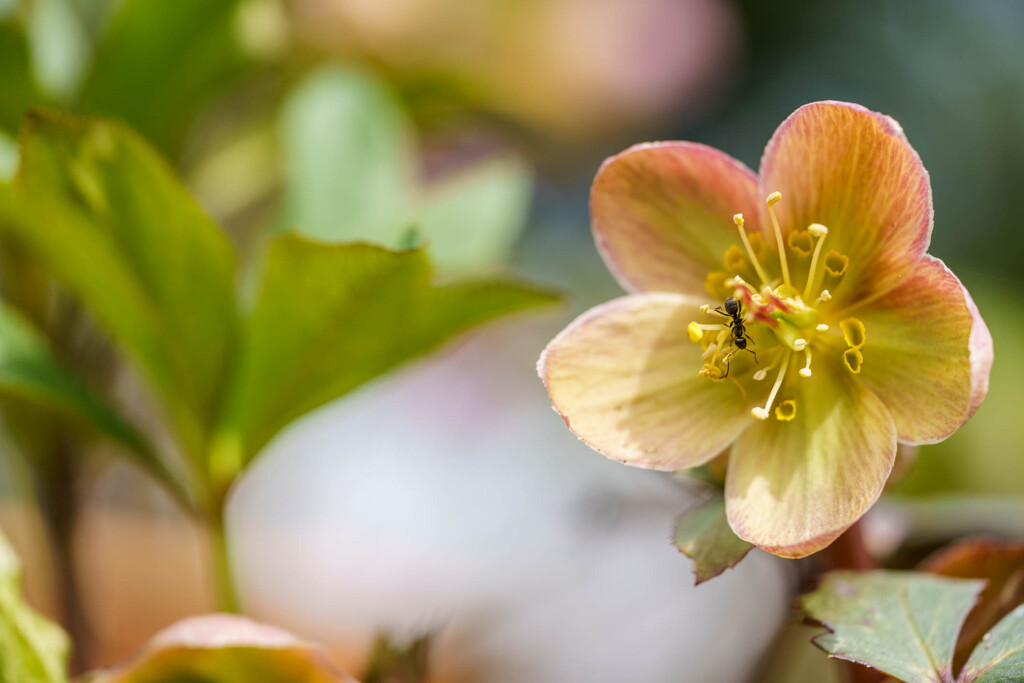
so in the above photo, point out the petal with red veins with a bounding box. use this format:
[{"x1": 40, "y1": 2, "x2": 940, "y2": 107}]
[
  {"x1": 759, "y1": 101, "x2": 932, "y2": 307},
  {"x1": 591, "y1": 142, "x2": 761, "y2": 296},
  {"x1": 854, "y1": 255, "x2": 992, "y2": 444},
  {"x1": 725, "y1": 357, "x2": 896, "y2": 558},
  {"x1": 539, "y1": 293, "x2": 750, "y2": 470}
]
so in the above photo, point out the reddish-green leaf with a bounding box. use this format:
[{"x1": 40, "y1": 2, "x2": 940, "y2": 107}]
[
  {"x1": 922, "y1": 538, "x2": 1024, "y2": 671},
  {"x1": 673, "y1": 496, "x2": 753, "y2": 584},
  {"x1": 86, "y1": 615, "x2": 354, "y2": 683},
  {"x1": 802, "y1": 571, "x2": 983, "y2": 682}
]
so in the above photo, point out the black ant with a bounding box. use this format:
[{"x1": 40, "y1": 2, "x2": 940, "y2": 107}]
[{"x1": 715, "y1": 296, "x2": 757, "y2": 378}]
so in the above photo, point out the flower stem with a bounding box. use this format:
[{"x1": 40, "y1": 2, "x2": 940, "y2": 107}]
[
  {"x1": 208, "y1": 505, "x2": 240, "y2": 613},
  {"x1": 824, "y1": 521, "x2": 875, "y2": 571},
  {"x1": 33, "y1": 435, "x2": 89, "y2": 674}
]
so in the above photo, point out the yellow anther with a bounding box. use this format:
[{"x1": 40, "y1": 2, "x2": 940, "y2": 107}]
[
  {"x1": 704, "y1": 272, "x2": 732, "y2": 301},
  {"x1": 724, "y1": 244, "x2": 751, "y2": 274},
  {"x1": 699, "y1": 364, "x2": 724, "y2": 379},
  {"x1": 752, "y1": 351, "x2": 791, "y2": 420},
  {"x1": 818, "y1": 290, "x2": 832, "y2": 303},
  {"x1": 747, "y1": 231, "x2": 767, "y2": 258},
  {"x1": 824, "y1": 250, "x2": 849, "y2": 277},
  {"x1": 753, "y1": 369, "x2": 768, "y2": 381},
  {"x1": 765, "y1": 191, "x2": 792, "y2": 287},
  {"x1": 843, "y1": 348, "x2": 863, "y2": 374},
  {"x1": 793, "y1": 338, "x2": 807, "y2": 351},
  {"x1": 816, "y1": 323, "x2": 829, "y2": 332},
  {"x1": 799, "y1": 346, "x2": 813, "y2": 377},
  {"x1": 840, "y1": 318, "x2": 866, "y2": 349},
  {"x1": 803, "y1": 222, "x2": 830, "y2": 301},
  {"x1": 687, "y1": 322, "x2": 704, "y2": 343},
  {"x1": 732, "y1": 213, "x2": 770, "y2": 287},
  {"x1": 775, "y1": 400, "x2": 797, "y2": 421},
  {"x1": 702, "y1": 343, "x2": 717, "y2": 361},
  {"x1": 700, "y1": 304, "x2": 711, "y2": 314},
  {"x1": 788, "y1": 230, "x2": 813, "y2": 257}
]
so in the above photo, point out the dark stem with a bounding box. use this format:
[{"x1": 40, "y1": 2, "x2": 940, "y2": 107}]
[
  {"x1": 824, "y1": 521, "x2": 875, "y2": 571},
  {"x1": 35, "y1": 438, "x2": 90, "y2": 674}
]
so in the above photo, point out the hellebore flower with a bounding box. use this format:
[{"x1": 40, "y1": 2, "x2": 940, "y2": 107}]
[{"x1": 539, "y1": 101, "x2": 993, "y2": 558}]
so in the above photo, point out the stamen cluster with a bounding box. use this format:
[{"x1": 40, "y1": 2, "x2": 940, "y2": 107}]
[{"x1": 687, "y1": 191, "x2": 860, "y2": 422}]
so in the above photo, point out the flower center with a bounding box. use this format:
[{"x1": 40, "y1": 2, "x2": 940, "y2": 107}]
[{"x1": 686, "y1": 191, "x2": 866, "y2": 422}]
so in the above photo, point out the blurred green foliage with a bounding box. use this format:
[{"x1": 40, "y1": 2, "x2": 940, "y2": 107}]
[
  {"x1": 77, "y1": 0, "x2": 248, "y2": 154},
  {"x1": 12, "y1": 110, "x2": 237, "y2": 468},
  {"x1": 0, "y1": 109, "x2": 556, "y2": 511},
  {"x1": 0, "y1": 530, "x2": 68, "y2": 683},
  {"x1": 0, "y1": 300, "x2": 151, "y2": 467},
  {"x1": 215, "y1": 236, "x2": 558, "y2": 472},
  {"x1": 279, "y1": 67, "x2": 533, "y2": 273}
]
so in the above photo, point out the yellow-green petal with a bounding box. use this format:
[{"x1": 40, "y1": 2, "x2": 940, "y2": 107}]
[
  {"x1": 591, "y1": 142, "x2": 761, "y2": 296},
  {"x1": 725, "y1": 356, "x2": 896, "y2": 558},
  {"x1": 539, "y1": 293, "x2": 750, "y2": 470},
  {"x1": 855, "y1": 255, "x2": 992, "y2": 444},
  {"x1": 759, "y1": 101, "x2": 932, "y2": 308}
]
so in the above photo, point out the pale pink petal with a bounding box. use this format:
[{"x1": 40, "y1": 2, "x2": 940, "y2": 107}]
[
  {"x1": 759, "y1": 101, "x2": 932, "y2": 308},
  {"x1": 855, "y1": 256, "x2": 992, "y2": 444},
  {"x1": 592, "y1": 142, "x2": 761, "y2": 295},
  {"x1": 725, "y1": 357, "x2": 896, "y2": 558},
  {"x1": 539, "y1": 293, "x2": 750, "y2": 469}
]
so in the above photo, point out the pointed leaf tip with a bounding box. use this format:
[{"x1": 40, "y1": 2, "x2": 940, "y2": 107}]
[
  {"x1": 673, "y1": 495, "x2": 753, "y2": 584},
  {"x1": 801, "y1": 571, "x2": 983, "y2": 682}
]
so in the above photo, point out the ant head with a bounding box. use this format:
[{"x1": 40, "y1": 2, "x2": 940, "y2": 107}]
[{"x1": 734, "y1": 335, "x2": 747, "y2": 349}]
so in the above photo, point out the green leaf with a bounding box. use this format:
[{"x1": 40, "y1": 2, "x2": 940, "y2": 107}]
[
  {"x1": 921, "y1": 538, "x2": 1024, "y2": 672},
  {"x1": 0, "y1": 530, "x2": 69, "y2": 683},
  {"x1": 802, "y1": 571, "x2": 984, "y2": 682},
  {"x1": 86, "y1": 614, "x2": 354, "y2": 682},
  {"x1": 216, "y1": 235, "x2": 558, "y2": 467},
  {"x1": 278, "y1": 67, "x2": 413, "y2": 246},
  {"x1": 416, "y1": 155, "x2": 533, "y2": 273},
  {"x1": 278, "y1": 67, "x2": 533, "y2": 273},
  {"x1": 959, "y1": 605, "x2": 1024, "y2": 682},
  {"x1": 0, "y1": 130, "x2": 16, "y2": 180},
  {"x1": 4, "y1": 110, "x2": 236, "y2": 460},
  {"x1": 672, "y1": 496, "x2": 753, "y2": 584},
  {"x1": 78, "y1": 0, "x2": 247, "y2": 154},
  {"x1": 26, "y1": 0, "x2": 89, "y2": 101},
  {"x1": 0, "y1": 299, "x2": 171, "y2": 476},
  {"x1": 0, "y1": 20, "x2": 43, "y2": 134}
]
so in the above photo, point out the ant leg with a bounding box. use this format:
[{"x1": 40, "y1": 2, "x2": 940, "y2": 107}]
[
  {"x1": 721, "y1": 350, "x2": 736, "y2": 379},
  {"x1": 745, "y1": 348, "x2": 758, "y2": 363},
  {"x1": 744, "y1": 333, "x2": 755, "y2": 345}
]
